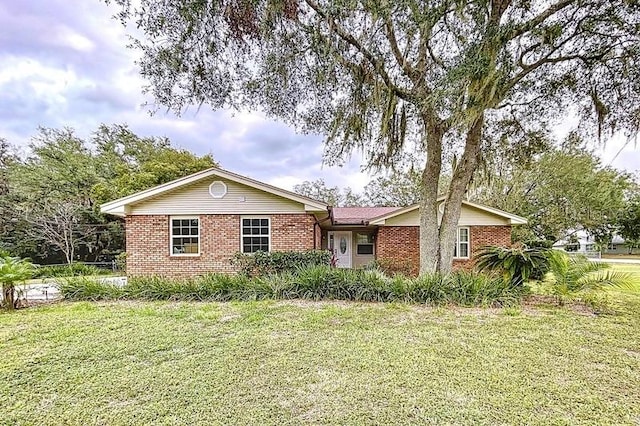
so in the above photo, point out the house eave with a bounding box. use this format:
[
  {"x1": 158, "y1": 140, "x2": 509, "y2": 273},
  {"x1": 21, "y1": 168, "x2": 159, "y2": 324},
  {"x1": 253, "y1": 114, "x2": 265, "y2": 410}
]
[
  {"x1": 99, "y1": 167, "x2": 329, "y2": 216},
  {"x1": 367, "y1": 199, "x2": 528, "y2": 226}
]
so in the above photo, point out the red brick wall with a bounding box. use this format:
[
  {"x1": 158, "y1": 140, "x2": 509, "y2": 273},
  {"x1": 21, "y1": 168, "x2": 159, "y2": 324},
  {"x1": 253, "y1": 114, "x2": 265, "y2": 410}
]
[
  {"x1": 271, "y1": 214, "x2": 316, "y2": 251},
  {"x1": 452, "y1": 226, "x2": 512, "y2": 270},
  {"x1": 376, "y1": 225, "x2": 512, "y2": 276},
  {"x1": 376, "y1": 226, "x2": 420, "y2": 276},
  {"x1": 126, "y1": 214, "x2": 316, "y2": 277}
]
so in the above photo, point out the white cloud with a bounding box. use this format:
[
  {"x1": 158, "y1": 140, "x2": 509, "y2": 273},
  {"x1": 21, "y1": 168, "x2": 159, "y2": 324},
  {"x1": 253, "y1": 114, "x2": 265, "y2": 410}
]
[
  {"x1": 599, "y1": 134, "x2": 639, "y2": 172},
  {"x1": 54, "y1": 25, "x2": 95, "y2": 52}
]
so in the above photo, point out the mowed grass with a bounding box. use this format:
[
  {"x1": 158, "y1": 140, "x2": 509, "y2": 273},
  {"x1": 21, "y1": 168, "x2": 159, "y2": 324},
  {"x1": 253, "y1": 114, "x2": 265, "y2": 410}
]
[
  {"x1": 1, "y1": 288, "x2": 640, "y2": 426},
  {"x1": 609, "y1": 262, "x2": 640, "y2": 284}
]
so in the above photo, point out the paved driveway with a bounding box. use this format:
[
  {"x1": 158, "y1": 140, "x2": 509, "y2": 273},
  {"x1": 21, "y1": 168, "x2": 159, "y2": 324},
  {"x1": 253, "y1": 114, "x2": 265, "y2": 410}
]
[{"x1": 12, "y1": 276, "x2": 127, "y2": 302}]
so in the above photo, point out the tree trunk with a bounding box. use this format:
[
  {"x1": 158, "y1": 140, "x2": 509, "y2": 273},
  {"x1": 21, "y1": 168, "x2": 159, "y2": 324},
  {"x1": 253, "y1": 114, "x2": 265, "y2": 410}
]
[
  {"x1": 438, "y1": 114, "x2": 485, "y2": 273},
  {"x1": 65, "y1": 230, "x2": 73, "y2": 264},
  {"x1": 419, "y1": 115, "x2": 444, "y2": 275},
  {"x1": 2, "y1": 284, "x2": 15, "y2": 310}
]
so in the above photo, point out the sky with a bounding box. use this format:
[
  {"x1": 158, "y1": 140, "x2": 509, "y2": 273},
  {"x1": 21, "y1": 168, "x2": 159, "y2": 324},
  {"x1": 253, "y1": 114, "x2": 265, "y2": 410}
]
[{"x1": 0, "y1": 0, "x2": 638, "y2": 192}]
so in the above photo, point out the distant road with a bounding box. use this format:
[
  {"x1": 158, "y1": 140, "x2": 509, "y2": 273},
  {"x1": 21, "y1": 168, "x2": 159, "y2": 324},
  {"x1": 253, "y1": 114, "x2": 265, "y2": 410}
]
[{"x1": 591, "y1": 258, "x2": 640, "y2": 264}]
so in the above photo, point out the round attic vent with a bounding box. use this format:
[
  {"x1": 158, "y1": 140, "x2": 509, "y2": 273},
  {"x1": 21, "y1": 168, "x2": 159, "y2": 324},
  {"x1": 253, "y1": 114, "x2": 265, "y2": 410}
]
[{"x1": 209, "y1": 181, "x2": 227, "y2": 198}]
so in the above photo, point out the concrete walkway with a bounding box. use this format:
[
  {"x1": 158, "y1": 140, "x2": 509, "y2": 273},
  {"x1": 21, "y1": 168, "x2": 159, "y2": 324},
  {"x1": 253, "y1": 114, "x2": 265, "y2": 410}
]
[{"x1": 11, "y1": 276, "x2": 127, "y2": 303}]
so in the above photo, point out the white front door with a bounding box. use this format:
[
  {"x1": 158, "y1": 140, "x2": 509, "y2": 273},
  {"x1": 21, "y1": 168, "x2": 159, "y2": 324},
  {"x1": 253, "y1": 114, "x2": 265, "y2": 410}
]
[{"x1": 329, "y1": 231, "x2": 352, "y2": 268}]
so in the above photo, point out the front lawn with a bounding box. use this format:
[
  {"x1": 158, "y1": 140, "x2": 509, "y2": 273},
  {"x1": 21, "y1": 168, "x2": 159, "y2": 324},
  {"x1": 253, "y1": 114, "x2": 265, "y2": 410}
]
[
  {"x1": 1, "y1": 292, "x2": 639, "y2": 424},
  {"x1": 609, "y1": 262, "x2": 640, "y2": 285}
]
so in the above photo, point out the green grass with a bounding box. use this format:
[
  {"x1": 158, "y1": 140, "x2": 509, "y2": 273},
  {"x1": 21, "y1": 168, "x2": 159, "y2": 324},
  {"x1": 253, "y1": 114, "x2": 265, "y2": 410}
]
[
  {"x1": 609, "y1": 263, "x2": 640, "y2": 281},
  {"x1": 2, "y1": 292, "x2": 640, "y2": 424}
]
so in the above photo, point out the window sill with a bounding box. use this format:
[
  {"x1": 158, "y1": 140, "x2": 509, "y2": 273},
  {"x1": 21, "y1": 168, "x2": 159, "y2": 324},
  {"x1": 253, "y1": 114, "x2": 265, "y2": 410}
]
[{"x1": 170, "y1": 254, "x2": 201, "y2": 258}]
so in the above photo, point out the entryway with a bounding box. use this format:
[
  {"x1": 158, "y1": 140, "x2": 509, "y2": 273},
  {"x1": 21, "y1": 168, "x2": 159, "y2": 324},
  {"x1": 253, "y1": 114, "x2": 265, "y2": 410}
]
[{"x1": 328, "y1": 231, "x2": 352, "y2": 268}]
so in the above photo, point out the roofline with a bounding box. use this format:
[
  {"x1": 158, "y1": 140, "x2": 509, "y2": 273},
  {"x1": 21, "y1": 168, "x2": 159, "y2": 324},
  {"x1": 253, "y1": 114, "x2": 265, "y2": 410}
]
[
  {"x1": 368, "y1": 198, "x2": 528, "y2": 225},
  {"x1": 100, "y1": 167, "x2": 329, "y2": 216},
  {"x1": 367, "y1": 204, "x2": 417, "y2": 224},
  {"x1": 461, "y1": 200, "x2": 528, "y2": 225}
]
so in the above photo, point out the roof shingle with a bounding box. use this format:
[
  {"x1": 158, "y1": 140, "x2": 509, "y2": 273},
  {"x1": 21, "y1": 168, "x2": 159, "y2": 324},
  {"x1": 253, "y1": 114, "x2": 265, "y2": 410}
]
[{"x1": 331, "y1": 207, "x2": 401, "y2": 225}]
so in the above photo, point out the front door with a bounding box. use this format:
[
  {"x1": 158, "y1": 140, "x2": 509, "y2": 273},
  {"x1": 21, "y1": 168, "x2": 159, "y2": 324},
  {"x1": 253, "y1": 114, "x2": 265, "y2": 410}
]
[{"x1": 329, "y1": 231, "x2": 352, "y2": 268}]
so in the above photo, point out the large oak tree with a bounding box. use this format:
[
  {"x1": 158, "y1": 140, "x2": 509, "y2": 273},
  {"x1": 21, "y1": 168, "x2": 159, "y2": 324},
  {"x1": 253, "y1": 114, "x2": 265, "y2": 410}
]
[{"x1": 108, "y1": 0, "x2": 640, "y2": 273}]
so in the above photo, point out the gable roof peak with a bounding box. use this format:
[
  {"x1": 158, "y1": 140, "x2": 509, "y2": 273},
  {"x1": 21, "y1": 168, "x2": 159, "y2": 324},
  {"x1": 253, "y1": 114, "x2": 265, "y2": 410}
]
[{"x1": 100, "y1": 166, "x2": 329, "y2": 216}]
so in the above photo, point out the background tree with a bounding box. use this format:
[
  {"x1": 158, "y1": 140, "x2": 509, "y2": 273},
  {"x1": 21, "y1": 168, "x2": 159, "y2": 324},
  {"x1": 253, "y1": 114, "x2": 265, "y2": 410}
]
[
  {"x1": 617, "y1": 194, "x2": 640, "y2": 254},
  {"x1": 0, "y1": 139, "x2": 17, "y2": 253},
  {"x1": 8, "y1": 128, "x2": 103, "y2": 263},
  {"x1": 473, "y1": 137, "x2": 631, "y2": 244},
  {"x1": 91, "y1": 124, "x2": 217, "y2": 203},
  {"x1": 24, "y1": 201, "x2": 94, "y2": 264},
  {"x1": 360, "y1": 168, "x2": 452, "y2": 207},
  {"x1": 362, "y1": 170, "x2": 422, "y2": 207},
  {"x1": 0, "y1": 125, "x2": 217, "y2": 264},
  {"x1": 293, "y1": 179, "x2": 363, "y2": 206},
  {"x1": 0, "y1": 138, "x2": 11, "y2": 197},
  {"x1": 109, "y1": 0, "x2": 640, "y2": 274}
]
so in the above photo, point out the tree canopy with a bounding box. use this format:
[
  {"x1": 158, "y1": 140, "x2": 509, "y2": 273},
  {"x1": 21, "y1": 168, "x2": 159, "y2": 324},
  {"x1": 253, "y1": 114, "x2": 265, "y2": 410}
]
[
  {"x1": 473, "y1": 135, "x2": 632, "y2": 244},
  {"x1": 293, "y1": 179, "x2": 363, "y2": 206},
  {"x1": 106, "y1": 0, "x2": 640, "y2": 273},
  {"x1": 617, "y1": 194, "x2": 640, "y2": 253},
  {"x1": 0, "y1": 125, "x2": 217, "y2": 264}
]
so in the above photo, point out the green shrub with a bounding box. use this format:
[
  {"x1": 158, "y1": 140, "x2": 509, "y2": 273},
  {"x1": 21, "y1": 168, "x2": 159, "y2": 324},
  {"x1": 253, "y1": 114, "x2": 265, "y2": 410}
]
[
  {"x1": 1, "y1": 254, "x2": 35, "y2": 309},
  {"x1": 114, "y1": 253, "x2": 127, "y2": 272},
  {"x1": 293, "y1": 266, "x2": 390, "y2": 301},
  {"x1": 475, "y1": 245, "x2": 550, "y2": 285},
  {"x1": 59, "y1": 267, "x2": 525, "y2": 307},
  {"x1": 33, "y1": 263, "x2": 110, "y2": 279},
  {"x1": 545, "y1": 251, "x2": 633, "y2": 305},
  {"x1": 58, "y1": 277, "x2": 124, "y2": 301},
  {"x1": 231, "y1": 250, "x2": 332, "y2": 277}
]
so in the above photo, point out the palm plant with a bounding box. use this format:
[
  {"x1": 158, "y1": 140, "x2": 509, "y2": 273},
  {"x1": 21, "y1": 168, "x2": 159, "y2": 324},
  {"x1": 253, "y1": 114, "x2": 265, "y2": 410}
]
[
  {"x1": 475, "y1": 246, "x2": 550, "y2": 286},
  {"x1": 0, "y1": 254, "x2": 35, "y2": 310},
  {"x1": 546, "y1": 251, "x2": 633, "y2": 305}
]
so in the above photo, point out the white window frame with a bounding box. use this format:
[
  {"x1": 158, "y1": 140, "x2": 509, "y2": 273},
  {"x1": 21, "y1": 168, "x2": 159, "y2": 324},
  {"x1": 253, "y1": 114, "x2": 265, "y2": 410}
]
[
  {"x1": 454, "y1": 227, "x2": 470, "y2": 259},
  {"x1": 169, "y1": 216, "x2": 201, "y2": 257},
  {"x1": 209, "y1": 180, "x2": 228, "y2": 198},
  {"x1": 240, "y1": 216, "x2": 271, "y2": 253}
]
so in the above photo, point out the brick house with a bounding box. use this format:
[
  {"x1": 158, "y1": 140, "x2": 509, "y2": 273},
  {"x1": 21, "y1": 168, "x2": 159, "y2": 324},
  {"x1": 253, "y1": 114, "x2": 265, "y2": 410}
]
[{"x1": 100, "y1": 167, "x2": 527, "y2": 277}]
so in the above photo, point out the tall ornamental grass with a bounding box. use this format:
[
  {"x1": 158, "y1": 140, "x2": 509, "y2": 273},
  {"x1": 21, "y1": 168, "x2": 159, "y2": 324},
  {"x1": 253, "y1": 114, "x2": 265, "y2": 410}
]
[{"x1": 60, "y1": 266, "x2": 525, "y2": 307}]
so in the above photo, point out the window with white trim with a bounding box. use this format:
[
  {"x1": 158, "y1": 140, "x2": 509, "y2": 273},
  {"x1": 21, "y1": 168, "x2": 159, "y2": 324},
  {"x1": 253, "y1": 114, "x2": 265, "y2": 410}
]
[
  {"x1": 170, "y1": 217, "x2": 200, "y2": 255},
  {"x1": 356, "y1": 233, "x2": 374, "y2": 255},
  {"x1": 241, "y1": 217, "x2": 270, "y2": 253},
  {"x1": 453, "y1": 227, "x2": 470, "y2": 258}
]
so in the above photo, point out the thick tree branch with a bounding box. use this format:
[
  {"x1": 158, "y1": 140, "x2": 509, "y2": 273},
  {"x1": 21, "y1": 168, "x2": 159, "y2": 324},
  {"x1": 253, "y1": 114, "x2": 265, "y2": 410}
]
[
  {"x1": 304, "y1": 0, "x2": 414, "y2": 101},
  {"x1": 383, "y1": 16, "x2": 415, "y2": 79},
  {"x1": 507, "y1": 0, "x2": 578, "y2": 40}
]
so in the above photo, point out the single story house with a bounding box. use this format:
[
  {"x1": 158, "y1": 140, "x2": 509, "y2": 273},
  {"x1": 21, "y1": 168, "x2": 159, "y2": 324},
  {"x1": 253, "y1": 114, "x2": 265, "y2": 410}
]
[
  {"x1": 553, "y1": 230, "x2": 633, "y2": 255},
  {"x1": 100, "y1": 167, "x2": 527, "y2": 277}
]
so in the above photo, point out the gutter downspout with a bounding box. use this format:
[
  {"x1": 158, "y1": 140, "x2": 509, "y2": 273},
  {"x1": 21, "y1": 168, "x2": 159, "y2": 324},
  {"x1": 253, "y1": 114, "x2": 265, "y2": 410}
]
[{"x1": 312, "y1": 206, "x2": 333, "y2": 250}]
